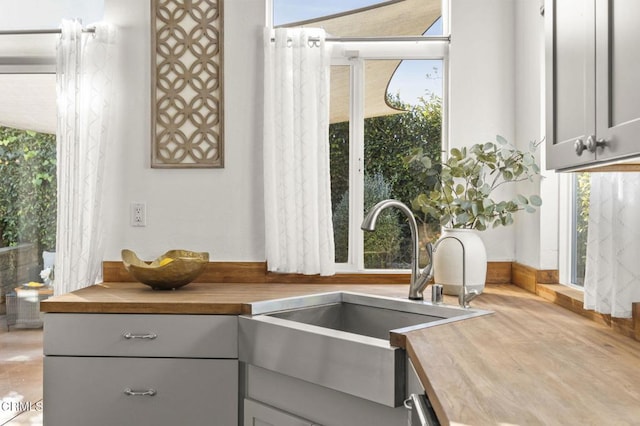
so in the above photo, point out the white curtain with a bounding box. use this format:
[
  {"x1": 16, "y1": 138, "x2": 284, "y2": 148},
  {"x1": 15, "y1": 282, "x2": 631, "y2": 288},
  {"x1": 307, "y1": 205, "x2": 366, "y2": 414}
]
[
  {"x1": 584, "y1": 173, "x2": 640, "y2": 318},
  {"x1": 263, "y1": 27, "x2": 335, "y2": 275},
  {"x1": 55, "y1": 20, "x2": 117, "y2": 294}
]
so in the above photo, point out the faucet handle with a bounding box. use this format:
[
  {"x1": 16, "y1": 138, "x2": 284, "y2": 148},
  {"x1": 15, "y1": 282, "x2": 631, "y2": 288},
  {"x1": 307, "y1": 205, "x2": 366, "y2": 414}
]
[
  {"x1": 422, "y1": 242, "x2": 433, "y2": 278},
  {"x1": 460, "y1": 288, "x2": 480, "y2": 308},
  {"x1": 425, "y1": 242, "x2": 433, "y2": 261}
]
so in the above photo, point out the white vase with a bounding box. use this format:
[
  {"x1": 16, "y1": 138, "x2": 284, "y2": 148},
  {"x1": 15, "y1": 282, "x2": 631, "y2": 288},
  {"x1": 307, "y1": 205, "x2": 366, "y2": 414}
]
[{"x1": 433, "y1": 228, "x2": 487, "y2": 296}]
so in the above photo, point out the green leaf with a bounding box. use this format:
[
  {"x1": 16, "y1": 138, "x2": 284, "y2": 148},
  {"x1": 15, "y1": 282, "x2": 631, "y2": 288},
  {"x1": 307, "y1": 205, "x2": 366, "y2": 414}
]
[
  {"x1": 530, "y1": 194, "x2": 542, "y2": 206},
  {"x1": 421, "y1": 156, "x2": 432, "y2": 169},
  {"x1": 515, "y1": 194, "x2": 528, "y2": 205},
  {"x1": 471, "y1": 202, "x2": 479, "y2": 216},
  {"x1": 440, "y1": 214, "x2": 452, "y2": 227},
  {"x1": 456, "y1": 212, "x2": 470, "y2": 224},
  {"x1": 514, "y1": 164, "x2": 523, "y2": 177},
  {"x1": 467, "y1": 188, "x2": 477, "y2": 199},
  {"x1": 480, "y1": 184, "x2": 492, "y2": 195},
  {"x1": 455, "y1": 184, "x2": 465, "y2": 195},
  {"x1": 496, "y1": 135, "x2": 508, "y2": 145}
]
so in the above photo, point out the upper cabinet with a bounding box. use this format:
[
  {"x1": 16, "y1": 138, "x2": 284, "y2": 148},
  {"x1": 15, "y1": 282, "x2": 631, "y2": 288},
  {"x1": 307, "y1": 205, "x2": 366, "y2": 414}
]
[{"x1": 546, "y1": 0, "x2": 640, "y2": 170}]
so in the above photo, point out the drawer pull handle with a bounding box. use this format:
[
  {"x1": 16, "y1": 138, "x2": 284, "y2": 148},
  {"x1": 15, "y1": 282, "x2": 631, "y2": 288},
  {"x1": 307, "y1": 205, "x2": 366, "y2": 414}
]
[
  {"x1": 124, "y1": 388, "x2": 157, "y2": 397},
  {"x1": 123, "y1": 332, "x2": 157, "y2": 340}
]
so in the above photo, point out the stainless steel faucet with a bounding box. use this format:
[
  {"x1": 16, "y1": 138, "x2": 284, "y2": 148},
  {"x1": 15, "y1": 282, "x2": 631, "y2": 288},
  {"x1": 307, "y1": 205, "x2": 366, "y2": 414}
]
[
  {"x1": 432, "y1": 235, "x2": 479, "y2": 308},
  {"x1": 361, "y1": 199, "x2": 480, "y2": 308},
  {"x1": 361, "y1": 199, "x2": 433, "y2": 300}
]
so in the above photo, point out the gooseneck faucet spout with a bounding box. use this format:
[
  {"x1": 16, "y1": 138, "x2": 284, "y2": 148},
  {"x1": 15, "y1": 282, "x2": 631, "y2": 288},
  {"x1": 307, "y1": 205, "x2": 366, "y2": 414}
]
[
  {"x1": 361, "y1": 199, "x2": 432, "y2": 300},
  {"x1": 432, "y1": 235, "x2": 479, "y2": 308}
]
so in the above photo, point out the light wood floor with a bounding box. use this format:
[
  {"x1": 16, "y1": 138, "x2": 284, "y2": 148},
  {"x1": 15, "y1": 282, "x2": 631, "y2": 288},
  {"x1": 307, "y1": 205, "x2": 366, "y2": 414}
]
[{"x1": 0, "y1": 316, "x2": 43, "y2": 426}]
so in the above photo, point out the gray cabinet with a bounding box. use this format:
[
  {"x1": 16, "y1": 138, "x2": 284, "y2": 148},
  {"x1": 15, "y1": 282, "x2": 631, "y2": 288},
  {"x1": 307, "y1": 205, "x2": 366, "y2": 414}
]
[
  {"x1": 546, "y1": 0, "x2": 640, "y2": 170},
  {"x1": 244, "y1": 399, "x2": 317, "y2": 426},
  {"x1": 43, "y1": 313, "x2": 238, "y2": 426},
  {"x1": 241, "y1": 363, "x2": 409, "y2": 426}
]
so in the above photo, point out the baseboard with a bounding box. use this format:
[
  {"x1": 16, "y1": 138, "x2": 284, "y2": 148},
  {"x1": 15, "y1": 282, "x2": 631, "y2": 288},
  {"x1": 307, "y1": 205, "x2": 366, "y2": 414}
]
[
  {"x1": 103, "y1": 259, "x2": 639, "y2": 341},
  {"x1": 103, "y1": 260, "x2": 512, "y2": 285},
  {"x1": 511, "y1": 262, "x2": 639, "y2": 342}
]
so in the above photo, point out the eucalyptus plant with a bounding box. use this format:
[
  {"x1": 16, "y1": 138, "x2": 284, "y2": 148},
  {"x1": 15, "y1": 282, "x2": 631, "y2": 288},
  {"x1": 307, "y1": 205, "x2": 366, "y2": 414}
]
[{"x1": 406, "y1": 135, "x2": 542, "y2": 231}]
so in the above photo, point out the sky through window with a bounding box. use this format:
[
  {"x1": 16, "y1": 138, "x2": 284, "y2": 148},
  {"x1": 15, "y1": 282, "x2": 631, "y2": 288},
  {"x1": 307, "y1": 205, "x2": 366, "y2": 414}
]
[{"x1": 274, "y1": 0, "x2": 444, "y2": 104}]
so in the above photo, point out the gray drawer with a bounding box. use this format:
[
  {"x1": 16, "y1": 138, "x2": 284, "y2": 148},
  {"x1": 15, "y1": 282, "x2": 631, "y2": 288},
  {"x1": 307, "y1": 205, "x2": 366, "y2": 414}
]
[
  {"x1": 44, "y1": 313, "x2": 237, "y2": 358},
  {"x1": 44, "y1": 357, "x2": 238, "y2": 426}
]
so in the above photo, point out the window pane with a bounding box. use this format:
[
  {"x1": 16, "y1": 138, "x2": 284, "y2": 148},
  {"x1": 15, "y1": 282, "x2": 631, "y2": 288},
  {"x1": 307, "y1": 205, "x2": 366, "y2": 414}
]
[
  {"x1": 274, "y1": 0, "x2": 442, "y2": 37},
  {"x1": 0, "y1": 0, "x2": 104, "y2": 30},
  {"x1": 572, "y1": 173, "x2": 590, "y2": 286},
  {"x1": 274, "y1": 0, "x2": 389, "y2": 25},
  {"x1": 0, "y1": 75, "x2": 56, "y2": 133},
  {"x1": 330, "y1": 65, "x2": 351, "y2": 263},
  {"x1": 363, "y1": 59, "x2": 442, "y2": 269},
  {"x1": 0, "y1": 126, "x2": 57, "y2": 298}
]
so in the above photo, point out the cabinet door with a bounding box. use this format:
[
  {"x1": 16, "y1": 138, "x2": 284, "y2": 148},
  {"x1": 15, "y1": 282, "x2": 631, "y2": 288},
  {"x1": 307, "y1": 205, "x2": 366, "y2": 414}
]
[
  {"x1": 44, "y1": 357, "x2": 238, "y2": 426},
  {"x1": 545, "y1": 0, "x2": 597, "y2": 169},
  {"x1": 595, "y1": 0, "x2": 640, "y2": 161},
  {"x1": 244, "y1": 399, "x2": 316, "y2": 426}
]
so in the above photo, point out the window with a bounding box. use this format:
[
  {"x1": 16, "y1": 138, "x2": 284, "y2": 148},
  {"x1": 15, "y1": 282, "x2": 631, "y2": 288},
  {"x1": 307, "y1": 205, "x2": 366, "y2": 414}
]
[
  {"x1": 572, "y1": 173, "x2": 590, "y2": 286},
  {"x1": 559, "y1": 172, "x2": 590, "y2": 288},
  {"x1": 0, "y1": 0, "x2": 103, "y2": 295},
  {"x1": 273, "y1": 0, "x2": 448, "y2": 271},
  {"x1": 0, "y1": 125, "x2": 57, "y2": 292}
]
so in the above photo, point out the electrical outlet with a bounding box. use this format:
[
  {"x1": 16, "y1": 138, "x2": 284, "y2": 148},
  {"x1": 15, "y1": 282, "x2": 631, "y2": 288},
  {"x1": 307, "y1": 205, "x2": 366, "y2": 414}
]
[{"x1": 131, "y1": 202, "x2": 146, "y2": 227}]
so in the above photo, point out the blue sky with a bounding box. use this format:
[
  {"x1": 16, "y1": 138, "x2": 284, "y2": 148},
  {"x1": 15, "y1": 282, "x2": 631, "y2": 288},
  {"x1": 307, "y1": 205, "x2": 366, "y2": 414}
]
[
  {"x1": 274, "y1": 0, "x2": 444, "y2": 105},
  {"x1": 274, "y1": 0, "x2": 389, "y2": 25}
]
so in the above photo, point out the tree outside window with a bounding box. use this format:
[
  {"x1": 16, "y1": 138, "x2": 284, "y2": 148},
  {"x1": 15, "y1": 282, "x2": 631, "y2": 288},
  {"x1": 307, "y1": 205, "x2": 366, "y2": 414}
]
[{"x1": 0, "y1": 126, "x2": 56, "y2": 294}]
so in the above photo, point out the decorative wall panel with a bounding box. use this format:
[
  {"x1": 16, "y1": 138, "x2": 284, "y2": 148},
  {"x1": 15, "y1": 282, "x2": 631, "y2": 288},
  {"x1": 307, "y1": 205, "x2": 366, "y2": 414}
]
[{"x1": 151, "y1": 0, "x2": 224, "y2": 168}]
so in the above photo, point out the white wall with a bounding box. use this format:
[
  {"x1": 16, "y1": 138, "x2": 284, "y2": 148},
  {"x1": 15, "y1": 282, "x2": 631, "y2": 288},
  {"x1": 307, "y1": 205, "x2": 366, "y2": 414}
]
[
  {"x1": 100, "y1": 0, "x2": 554, "y2": 265},
  {"x1": 449, "y1": 0, "x2": 517, "y2": 261},
  {"x1": 2, "y1": 0, "x2": 558, "y2": 268},
  {"x1": 102, "y1": 0, "x2": 266, "y2": 261},
  {"x1": 513, "y1": 0, "x2": 559, "y2": 270}
]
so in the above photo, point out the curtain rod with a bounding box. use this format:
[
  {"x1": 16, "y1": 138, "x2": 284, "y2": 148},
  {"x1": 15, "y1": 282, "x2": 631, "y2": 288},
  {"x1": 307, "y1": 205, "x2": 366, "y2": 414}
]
[
  {"x1": 270, "y1": 35, "x2": 450, "y2": 43},
  {"x1": 0, "y1": 28, "x2": 95, "y2": 36}
]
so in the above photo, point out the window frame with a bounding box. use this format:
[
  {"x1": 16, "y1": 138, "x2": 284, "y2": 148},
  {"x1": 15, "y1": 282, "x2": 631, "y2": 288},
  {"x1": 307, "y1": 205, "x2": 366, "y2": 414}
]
[
  {"x1": 558, "y1": 173, "x2": 573, "y2": 285},
  {"x1": 330, "y1": 41, "x2": 450, "y2": 273},
  {"x1": 268, "y1": 0, "x2": 451, "y2": 273},
  {"x1": 558, "y1": 173, "x2": 587, "y2": 290}
]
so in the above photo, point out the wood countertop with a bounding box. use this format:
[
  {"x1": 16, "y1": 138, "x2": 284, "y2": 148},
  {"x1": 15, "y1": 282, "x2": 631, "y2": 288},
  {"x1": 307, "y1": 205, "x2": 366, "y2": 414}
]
[
  {"x1": 407, "y1": 285, "x2": 640, "y2": 425},
  {"x1": 41, "y1": 282, "x2": 640, "y2": 425},
  {"x1": 39, "y1": 281, "x2": 409, "y2": 314}
]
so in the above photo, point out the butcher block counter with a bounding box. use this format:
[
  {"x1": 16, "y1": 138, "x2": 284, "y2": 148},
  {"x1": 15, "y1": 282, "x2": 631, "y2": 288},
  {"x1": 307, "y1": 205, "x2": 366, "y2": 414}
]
[{"x1": 41, "y1": 282, "x2": 640, "y2": 425}]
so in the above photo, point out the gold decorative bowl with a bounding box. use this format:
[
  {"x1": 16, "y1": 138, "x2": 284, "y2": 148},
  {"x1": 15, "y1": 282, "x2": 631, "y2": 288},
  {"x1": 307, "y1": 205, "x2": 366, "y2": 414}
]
[{"x1": 121, "y1": 249, "x2": 209, "y2": 290}]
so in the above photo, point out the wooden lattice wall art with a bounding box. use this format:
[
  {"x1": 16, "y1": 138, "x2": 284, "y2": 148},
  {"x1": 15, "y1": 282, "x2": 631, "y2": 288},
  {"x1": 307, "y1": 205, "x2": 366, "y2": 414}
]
[{"x1": 151, "y1": 0, "x2": 224, "y2": 168}]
